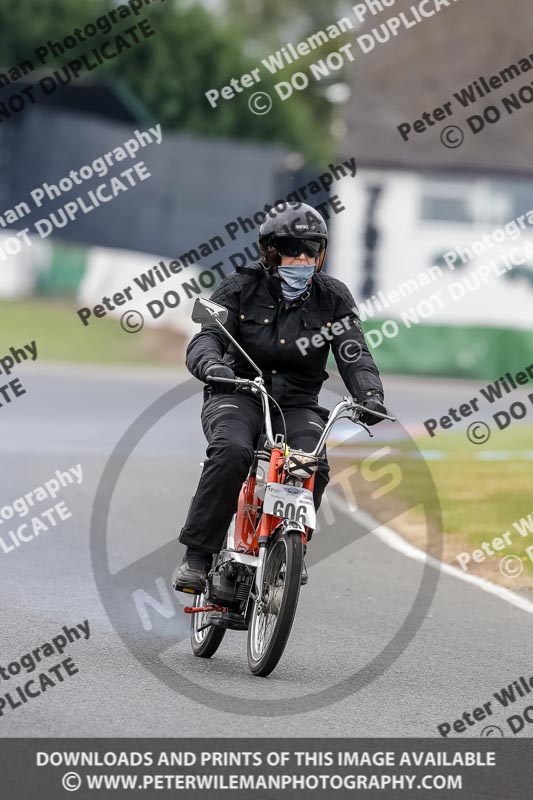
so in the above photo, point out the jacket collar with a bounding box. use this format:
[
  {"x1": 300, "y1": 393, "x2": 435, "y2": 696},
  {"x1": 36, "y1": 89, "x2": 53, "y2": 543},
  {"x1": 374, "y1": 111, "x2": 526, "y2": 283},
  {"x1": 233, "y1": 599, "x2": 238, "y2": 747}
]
[{"x1": 237, "y1": 261, "x2": 314, "y2": 307}]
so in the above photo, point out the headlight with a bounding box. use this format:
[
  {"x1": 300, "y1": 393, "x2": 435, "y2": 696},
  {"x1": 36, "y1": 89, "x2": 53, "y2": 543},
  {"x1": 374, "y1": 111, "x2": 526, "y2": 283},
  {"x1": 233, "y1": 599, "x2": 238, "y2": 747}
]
[{"x1": 286, "y1": 453, "x2": 319, "y2": 478}]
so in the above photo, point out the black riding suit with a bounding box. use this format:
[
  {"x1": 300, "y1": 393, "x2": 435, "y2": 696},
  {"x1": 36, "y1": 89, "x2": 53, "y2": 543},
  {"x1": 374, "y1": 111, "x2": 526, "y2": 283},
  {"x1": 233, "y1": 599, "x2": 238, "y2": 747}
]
[{"x1": 179, "y1": 261, "x2": 384, "y2": 554}]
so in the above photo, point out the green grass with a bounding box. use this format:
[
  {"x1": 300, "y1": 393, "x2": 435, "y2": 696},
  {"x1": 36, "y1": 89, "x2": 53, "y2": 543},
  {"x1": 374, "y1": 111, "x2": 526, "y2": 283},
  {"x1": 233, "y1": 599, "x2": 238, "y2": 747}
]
[
  {"x1": 415, "y1": 426, "x2": 531, "y2": 531},
  {"x1": 332, "y1": 424, "x2": 533, "y2": 575},
  {"x1": 0, "y1": 299, "x2": 184, "y2": 366},
  {"x1": 414, "y1": 426, "x2": 533, "y2": 569}
]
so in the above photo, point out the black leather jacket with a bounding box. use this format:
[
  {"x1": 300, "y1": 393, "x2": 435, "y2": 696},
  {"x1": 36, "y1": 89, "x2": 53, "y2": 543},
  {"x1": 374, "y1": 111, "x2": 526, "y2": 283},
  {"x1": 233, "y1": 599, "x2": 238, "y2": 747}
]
[{"x1": 186, "y1": 262, "x2": 384, "y2": 408}]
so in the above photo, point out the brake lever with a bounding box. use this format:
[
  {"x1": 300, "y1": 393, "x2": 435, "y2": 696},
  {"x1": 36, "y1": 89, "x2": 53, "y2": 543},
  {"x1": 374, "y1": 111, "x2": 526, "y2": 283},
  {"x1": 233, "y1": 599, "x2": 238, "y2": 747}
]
[
  {"x1": 349, "y1": 408, "x2": 374, "y2": 437},
  {"x1": 349, "y1": 402, "x2": 397, "y2": 438}
]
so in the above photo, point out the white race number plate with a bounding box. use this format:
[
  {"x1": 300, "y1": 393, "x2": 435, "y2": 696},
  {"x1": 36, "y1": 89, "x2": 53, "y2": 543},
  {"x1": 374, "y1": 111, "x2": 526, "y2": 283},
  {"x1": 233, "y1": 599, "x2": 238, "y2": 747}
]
[{"x1": 263, "y1": 483, "x2": 316, "y2": 528}]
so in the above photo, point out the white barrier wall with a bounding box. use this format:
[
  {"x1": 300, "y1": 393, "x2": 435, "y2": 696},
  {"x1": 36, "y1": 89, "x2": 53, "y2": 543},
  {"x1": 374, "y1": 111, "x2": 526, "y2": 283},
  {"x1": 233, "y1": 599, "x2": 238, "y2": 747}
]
[
  {"x1": 79, "y1": 247, "x2": 201, "y2": 337},
  {"x1": 0, "y1": 232, "x2": 52, "y2": 299}
]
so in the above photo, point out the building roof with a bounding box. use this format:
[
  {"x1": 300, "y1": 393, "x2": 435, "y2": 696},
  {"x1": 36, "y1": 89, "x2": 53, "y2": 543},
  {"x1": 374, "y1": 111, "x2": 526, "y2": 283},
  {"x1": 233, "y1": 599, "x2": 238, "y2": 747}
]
[{"x1": 342, "y1": 0, "x2": 533, "y2": 176}]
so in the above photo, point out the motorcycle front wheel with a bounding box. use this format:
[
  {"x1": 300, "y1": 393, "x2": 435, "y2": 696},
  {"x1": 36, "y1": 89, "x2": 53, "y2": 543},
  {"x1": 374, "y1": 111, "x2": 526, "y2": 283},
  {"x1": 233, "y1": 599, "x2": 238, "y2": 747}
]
[{"x1": 247, "y1": 529, "x2": 303, "y2": 677}]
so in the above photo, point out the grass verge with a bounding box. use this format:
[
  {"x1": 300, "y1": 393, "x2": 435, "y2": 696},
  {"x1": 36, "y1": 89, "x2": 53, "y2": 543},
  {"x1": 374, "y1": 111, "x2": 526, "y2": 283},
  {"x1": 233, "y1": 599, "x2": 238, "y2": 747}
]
[
  {"x1": 0, "y1": 299, "x2": 185, "y2": 366},
  {"x1": 329, "y1": 424, "x2": 533, "y2": 590}
]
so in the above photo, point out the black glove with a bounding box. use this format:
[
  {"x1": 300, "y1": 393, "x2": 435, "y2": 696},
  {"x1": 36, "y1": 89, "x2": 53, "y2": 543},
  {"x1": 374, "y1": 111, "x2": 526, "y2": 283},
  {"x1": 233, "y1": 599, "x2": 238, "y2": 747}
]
[
  {"x1": 358, "y1": 392, "x2": 388, "y2": 426},
  {"x1": 203, "y1": 362, "x2": 235, "y2": 393}
]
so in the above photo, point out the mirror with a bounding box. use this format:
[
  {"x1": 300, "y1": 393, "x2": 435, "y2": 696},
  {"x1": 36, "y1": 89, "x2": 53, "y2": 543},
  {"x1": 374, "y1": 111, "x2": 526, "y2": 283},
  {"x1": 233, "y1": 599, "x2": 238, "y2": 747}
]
[{"x1": 191, "y1": 297, "x2": 228, "y2": 325}]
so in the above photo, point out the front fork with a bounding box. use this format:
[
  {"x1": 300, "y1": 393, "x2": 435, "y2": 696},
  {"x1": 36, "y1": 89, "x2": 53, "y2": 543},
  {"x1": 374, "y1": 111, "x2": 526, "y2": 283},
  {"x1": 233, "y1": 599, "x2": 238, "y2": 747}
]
[
  {"x1": 251, "y1": 518, "x2": 307, "y2": 600},
  {"x1": 251, "y1": 544, "x2": 267, "y2": 603}
]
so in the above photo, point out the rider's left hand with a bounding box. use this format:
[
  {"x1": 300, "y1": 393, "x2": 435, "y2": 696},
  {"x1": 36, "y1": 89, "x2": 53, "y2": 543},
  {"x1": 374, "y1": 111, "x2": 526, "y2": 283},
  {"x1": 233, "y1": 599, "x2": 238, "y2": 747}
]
[
  {"x1": 204, "y1": 362, "x2": 235, "y2": 393},
  {"x1": 358, "y1": 392, "x2": 388, "y2": 426}
]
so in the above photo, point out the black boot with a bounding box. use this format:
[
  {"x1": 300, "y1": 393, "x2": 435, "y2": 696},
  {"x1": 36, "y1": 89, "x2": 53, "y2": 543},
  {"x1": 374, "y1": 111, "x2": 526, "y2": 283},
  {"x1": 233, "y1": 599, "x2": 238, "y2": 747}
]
[{"x1": 172, "y1": 549, "x2": 212, "y2": 595}]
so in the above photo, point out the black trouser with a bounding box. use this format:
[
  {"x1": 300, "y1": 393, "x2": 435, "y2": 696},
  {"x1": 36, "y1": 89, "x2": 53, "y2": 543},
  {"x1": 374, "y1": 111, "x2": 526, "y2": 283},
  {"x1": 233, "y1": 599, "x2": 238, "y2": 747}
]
[{"x1": 179, "y1": 391, "x2": 330, "y2": 554}]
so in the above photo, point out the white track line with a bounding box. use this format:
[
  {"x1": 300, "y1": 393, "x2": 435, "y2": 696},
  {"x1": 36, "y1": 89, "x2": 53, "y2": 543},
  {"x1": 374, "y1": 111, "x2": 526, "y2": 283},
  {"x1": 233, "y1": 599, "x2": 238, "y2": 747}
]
[{"x1": 328, "y1": 492, "x2": 533, "y2": 616}]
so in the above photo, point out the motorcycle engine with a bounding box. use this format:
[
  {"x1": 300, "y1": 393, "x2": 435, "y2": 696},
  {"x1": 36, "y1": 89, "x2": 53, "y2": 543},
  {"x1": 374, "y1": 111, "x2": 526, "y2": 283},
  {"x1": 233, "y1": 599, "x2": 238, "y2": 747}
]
[{"x1": 207, "y1": 553, "x2": 255, "y2": 612}]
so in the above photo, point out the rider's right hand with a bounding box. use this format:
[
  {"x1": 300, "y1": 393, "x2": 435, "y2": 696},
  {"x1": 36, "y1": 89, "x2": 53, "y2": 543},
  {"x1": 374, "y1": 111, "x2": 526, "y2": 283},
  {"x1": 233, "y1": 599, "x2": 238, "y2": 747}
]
[{"x1": 203, "y1": 362, "x2": 236, "y2": 393}]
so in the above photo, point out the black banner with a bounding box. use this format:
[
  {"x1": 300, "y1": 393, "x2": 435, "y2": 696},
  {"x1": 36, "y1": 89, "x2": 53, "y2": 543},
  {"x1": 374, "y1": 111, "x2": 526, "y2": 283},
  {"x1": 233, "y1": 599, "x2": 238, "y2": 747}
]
[{"x1": 0, "y1": 738, "x2": 531, "y2": 799}]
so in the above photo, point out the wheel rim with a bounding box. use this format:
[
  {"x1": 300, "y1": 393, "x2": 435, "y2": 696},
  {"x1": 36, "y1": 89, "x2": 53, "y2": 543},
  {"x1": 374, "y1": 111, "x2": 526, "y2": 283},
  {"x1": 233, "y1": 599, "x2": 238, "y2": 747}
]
[
  {"x1": 249, "y1": 539, "x2": 287, "y2": 662},
  {"x1": 191, "y1": 593, "x2": 209, "y2": 644}
]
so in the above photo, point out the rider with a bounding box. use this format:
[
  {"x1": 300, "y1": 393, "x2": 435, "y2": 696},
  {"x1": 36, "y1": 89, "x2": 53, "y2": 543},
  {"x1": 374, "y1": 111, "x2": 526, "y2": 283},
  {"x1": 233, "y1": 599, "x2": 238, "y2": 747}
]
[{"x1": 173, "y1": 202, "x2": 386, "y2": 594}]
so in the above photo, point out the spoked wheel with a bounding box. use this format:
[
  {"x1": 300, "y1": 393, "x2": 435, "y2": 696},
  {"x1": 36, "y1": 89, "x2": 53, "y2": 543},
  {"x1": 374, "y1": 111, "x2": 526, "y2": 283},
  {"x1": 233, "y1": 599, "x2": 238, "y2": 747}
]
[
  {"x1": 247, "y1": 530, "x2": 303, "y2": 677},
  {"x1": 190, "y1": 591, "x2": 226, "y2": 658}
]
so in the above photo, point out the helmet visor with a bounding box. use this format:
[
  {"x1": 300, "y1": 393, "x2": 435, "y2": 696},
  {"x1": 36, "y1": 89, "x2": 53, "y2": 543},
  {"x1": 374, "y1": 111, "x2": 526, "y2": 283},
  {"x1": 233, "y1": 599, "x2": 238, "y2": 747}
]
[{"x1": 271, "y1": 236, "x2": 324, "y2": 258}]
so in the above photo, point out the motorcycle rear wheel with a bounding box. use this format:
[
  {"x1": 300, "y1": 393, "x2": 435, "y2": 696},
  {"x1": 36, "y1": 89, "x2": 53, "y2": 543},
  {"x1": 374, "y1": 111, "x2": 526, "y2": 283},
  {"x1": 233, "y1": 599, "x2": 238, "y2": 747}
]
[
  {"x1": 190, "y1": 591, "x2": 226, "y2": 658},
  {"x1": 247, "y1": 530, "x2": 303, "y2": 677}
]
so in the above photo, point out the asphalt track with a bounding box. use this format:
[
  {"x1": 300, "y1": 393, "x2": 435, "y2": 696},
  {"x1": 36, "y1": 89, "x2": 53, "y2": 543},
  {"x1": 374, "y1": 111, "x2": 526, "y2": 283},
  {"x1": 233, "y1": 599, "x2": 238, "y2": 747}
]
[{"x1": 1, "y1": 362, "x2": 532, "y2": 737}]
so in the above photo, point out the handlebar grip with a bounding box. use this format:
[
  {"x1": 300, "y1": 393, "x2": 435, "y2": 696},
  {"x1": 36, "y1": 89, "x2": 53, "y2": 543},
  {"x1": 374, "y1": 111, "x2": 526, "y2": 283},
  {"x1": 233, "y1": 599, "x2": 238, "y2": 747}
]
[
  {"x1": 351, "y1": 402, "x2": 396, "y2": 423},
  {"x1": 206, "y1": 375, "x2": 250, "y2": 384},
  {"x1": 365, "y1": 408, "x2": 397, "y2": 422}
]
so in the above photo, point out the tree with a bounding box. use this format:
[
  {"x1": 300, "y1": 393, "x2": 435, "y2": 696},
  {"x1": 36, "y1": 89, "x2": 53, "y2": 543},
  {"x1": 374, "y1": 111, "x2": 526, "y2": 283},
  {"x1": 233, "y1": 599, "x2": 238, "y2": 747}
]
[
  {"x1": 115, "y1": 2, "x2": 333, "y2": 163},
  {"x1": 217, "y1": 0, "x2": 352, "y2": 50},
  {"x1": 0, "y1": 0, "x2": 334, "y2": 164}
]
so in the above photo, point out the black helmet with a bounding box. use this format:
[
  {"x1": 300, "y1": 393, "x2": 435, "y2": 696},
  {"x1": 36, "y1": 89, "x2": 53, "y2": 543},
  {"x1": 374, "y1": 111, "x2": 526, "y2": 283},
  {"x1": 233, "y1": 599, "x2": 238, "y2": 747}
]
[{"x1": 259, "y1": 202, "x2": 328, "y2": 272}]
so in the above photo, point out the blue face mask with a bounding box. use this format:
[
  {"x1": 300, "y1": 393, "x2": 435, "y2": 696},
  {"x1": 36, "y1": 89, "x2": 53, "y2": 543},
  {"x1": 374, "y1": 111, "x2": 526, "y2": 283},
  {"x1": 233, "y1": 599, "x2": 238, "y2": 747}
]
[{"x1": 278, "y1": 264, "x2": 315, "y2": 301}]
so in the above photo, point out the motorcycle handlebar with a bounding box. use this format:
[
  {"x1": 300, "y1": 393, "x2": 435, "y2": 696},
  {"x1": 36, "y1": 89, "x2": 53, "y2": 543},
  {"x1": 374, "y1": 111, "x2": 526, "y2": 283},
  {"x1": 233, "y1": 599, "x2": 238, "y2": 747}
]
[
  {"x1": 206, "y1": 376, "x2": 249, "y2": 384},
  {"x1": 206, "y1": 375, "x2": 396, "y2": 423}
]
